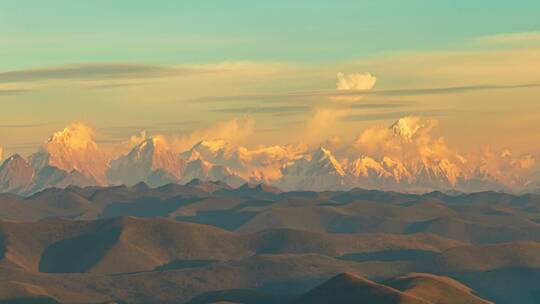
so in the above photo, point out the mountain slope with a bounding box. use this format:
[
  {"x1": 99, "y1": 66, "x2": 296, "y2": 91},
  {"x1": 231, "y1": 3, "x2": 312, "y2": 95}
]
[
  {"x1": 108, "y1": 137, "x2": 185, "y2": 187},
  {"x1": 0, "y1": 217, "x2": 462, "y2": 274},
  {"x1": 279, "y1": 147, "x2": 349, "y2": 191},
  {"x1": 292, "y1": 272, "x2": 430, "y2": 304},
  {"x1": 0, "y1": 155, "x2": 34, "y2": 194},
  {"x1": 385, "y1": 273, "x2": 493, "y2": 304}
]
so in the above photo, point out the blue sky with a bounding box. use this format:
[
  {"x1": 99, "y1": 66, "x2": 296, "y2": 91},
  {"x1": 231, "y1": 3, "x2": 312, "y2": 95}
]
[{"x1": 1, "y1": 0, "x2": 540, "y2": 69}]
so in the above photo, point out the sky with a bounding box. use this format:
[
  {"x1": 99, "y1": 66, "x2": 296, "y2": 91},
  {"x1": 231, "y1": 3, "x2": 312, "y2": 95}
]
[{"x1": 0, "y1": 0, "x2": 540, "y2": 160}]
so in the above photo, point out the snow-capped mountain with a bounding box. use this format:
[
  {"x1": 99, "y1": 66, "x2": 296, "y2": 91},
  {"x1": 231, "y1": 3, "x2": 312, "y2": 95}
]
[
  {"x1": 179, "y1": 158, "x2": 245, "y2": 187},
  {"x1": 278, "y1": 147, "x2": 350, "y2": 191},
  {"x1": 107, "y1": 137, "x2": 246, "y2": 188},
  {"x1": 0, "y1": 118, "x2": 537, "y2": 195},
  {"x1": 348, "y1": 156, "x2": 410, "y2": 190},
  {"x1": 108, "y1": 136, "x2": 185, "y2": 187},
  {"x1": 30, "y1": 123, "x2": 109, "y2": 185},
  {"x1": 182, "y1": 140, "x2": 305, "y2": 183},
  {"x1": 0, "y1": 123, "x2": 110, "y2": 195},
  {"x1": 0, "y1": 154, "x2": 34, "y2": 193}
]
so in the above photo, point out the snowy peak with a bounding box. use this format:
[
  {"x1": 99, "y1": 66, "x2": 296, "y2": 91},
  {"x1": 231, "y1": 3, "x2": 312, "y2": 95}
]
[
  {"x1": 132, "y1": 136, "x2": 184, "y2": 173},
  {"x1": 181, "y1": 139, "x2": 231, "y2": 162},
  {"x1": 309, "y1": 147, "x2": 346, "y2": 176},
  {"x1": 278, "y1": 147, "x2": 349, "y2": 191},
  {"x1": 0, "y1": 118, "x2": 537, "y2": 195},
  {"x1": 0, "y1": 154, "x2": 35, "y2": 192},
  {"x1": 350, "y1": 156, "x2": 393, "y2": 179},
  {"x1": 194, "y1": 139, "x2": 230, "y2": 153},
  {"x1": 108, "y1": 136, "x2": 185, "y2": 186},
  {"x1": 32, "y1": 123, "x2": 109, "y2": 185},
  {"x1": 48, "y1": 123, "x2": 99, "y2": 150}
]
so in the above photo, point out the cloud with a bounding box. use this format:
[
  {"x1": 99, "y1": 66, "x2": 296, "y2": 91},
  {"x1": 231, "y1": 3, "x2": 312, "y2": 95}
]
[
  {"x1": 0, "y1": 122, "x2": 56, "y2": 129},
  {"x1": 368, "y1": 83, "x2": 540, "y2": 96},
  {"x1": 350, "y1": 103, "x2": 410, "y2": 109},
  {"x1": 127, "y1": 130, "x2": 149, "y2": 149},
  {"x1": 193, "y1": 83, "x2": 540, "y2": 103},
  {"x1": 213, "y1": 105, "x2": 311, "y2": 114},
  {"x1": 349, "y1": 117, "x2": 465, "y2": 186},
  {"x1": 4, "y1": 117, "x2": 537, "y2": 192},
  {"x1": 99, "y1": 121, "x2": 196, "y2": 140},
  {"x1": 46, "y1": 123, "x2": 98, "y2": 150},
  {"x1": 474, "y1": 147, "x2": 536, "y2": 188},
  {"x1": 167, "y1": 118, "x2": 256, "y2": 152},
  {"x1": 300, "y1": 72, "x2": 377, "y2": 146},
  {"x1": 106, "y1": 119, "x2": 255, "y2": 158},
  {"x1": 0, "y1": 63, "x2": 181, "y2": 83},
  {"x1": 344, "y1": 109, "x2": 450, "y2": 122},
  {"x1": 478, "y1": 32, "x2": 540, "y2": 44},
  {"x1": 0, "y1": 88, "x2": 28, "y2": 96},
  {"x1": 348, "y1": 116, "x2": 536, "y2": 189},
  {"x1": 336, "y1": 72, "x2": 377, "y2": 91},
  {"x1": 37, "y1": 122, "x2": 109, "y2": 184},
  {"x1": 0, "y1": 146, "x2": 3, "y2": 161}
]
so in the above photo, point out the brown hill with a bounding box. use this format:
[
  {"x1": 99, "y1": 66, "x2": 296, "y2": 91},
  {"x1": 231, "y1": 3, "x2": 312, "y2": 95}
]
[
  {"x1": 430, "y1": 241, "x2": 540, "y2": 272},
  {"x1": 385, "y1": 273, "x2": 493, "y2": 304},
  {"x1": 0, "y1": 217, "x2": 460, "y2": 274},
  {"x1": 0, "y1": 281, "x2": 59, "y2": 304},
  {"x1": 2, "y1": 184, "x2": 540, "y2": 246},
  {"x1": 293, "y1": 272, "x2": 494, "y2": 304},
  {"x1": 291, "y1": 272, "x2": 430, "y2": 304}
]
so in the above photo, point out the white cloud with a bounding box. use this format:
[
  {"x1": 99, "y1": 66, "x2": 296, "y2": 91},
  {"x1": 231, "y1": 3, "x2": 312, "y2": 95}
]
[
  {"x1": 350, "y1": 116, "x2": 536, "y2": 188},
  {"x1": 172, "y1": 118, "x2": 255, "y2": 152},
  {"x1": 302, "y1": 72, "x2": 377, "y2": 146},
  {"x1": 336, "y1": 72, "x2": 377, "y2": 91}
]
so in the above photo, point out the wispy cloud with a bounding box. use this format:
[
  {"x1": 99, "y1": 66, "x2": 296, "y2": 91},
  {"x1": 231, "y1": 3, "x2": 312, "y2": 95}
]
[
  {"x1": 192, "y1": 83, "x2": 540, "y2": 103},
  {"x1": 0, "y1": 122, "x2": 57, "y2": 128},
  {"x1": 87, "y1": 81, "x2": 155, "y2": 89},
  {"x1": 0, "y1": 88, "x2": 28, "y2": 96},
  {"x1": 98, "y1": 121, "x2": 197, "y2": 139},
  {"x1": 350, "y1": 103, "x2": 411, "y2": 109},
  {"x1": 213, "y1": 105, "x2": 311, "y2": 114},
  {"x1": 0, "y1": 63, "x2": 192, "y2": 83},
  {"x1": 478, "y1": 32, "x2": 540, "y2": 44},
  {"x1": 344, "y1": 109, "x2": 451, "y2": 122}
]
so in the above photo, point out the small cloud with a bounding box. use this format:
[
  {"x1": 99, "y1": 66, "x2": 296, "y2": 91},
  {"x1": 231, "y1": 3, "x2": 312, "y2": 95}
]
[
  {"x1": 336, "y1": 72, "x2": 377, "y2": 91},
  {"x1": 301, "y1": 72, "x2": 377, "y2": 146}
]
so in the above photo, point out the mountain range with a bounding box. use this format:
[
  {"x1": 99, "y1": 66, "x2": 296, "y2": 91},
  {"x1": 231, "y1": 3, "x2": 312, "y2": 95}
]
[
  {"x1": 1, "y1": 182, "x2": 540, "y2": 302},
  {"x1": 1, "y1": 119, "x2": 538, "y2": 195}
]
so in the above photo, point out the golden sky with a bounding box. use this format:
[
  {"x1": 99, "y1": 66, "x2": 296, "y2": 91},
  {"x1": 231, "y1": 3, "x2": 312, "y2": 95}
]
[{"x1": 1, "y1": 43, "x2": 540, "y2": 161}]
